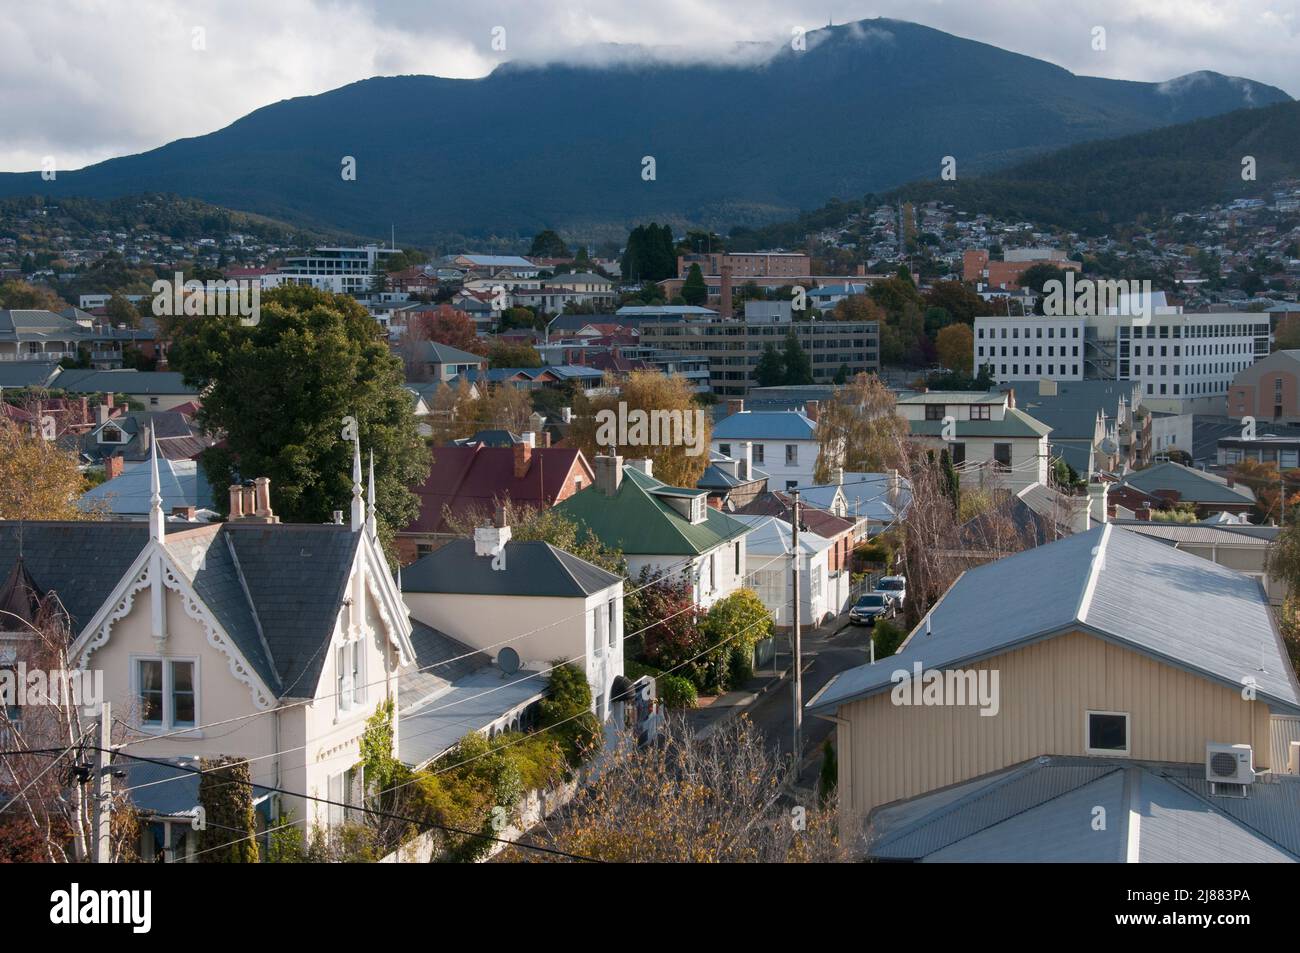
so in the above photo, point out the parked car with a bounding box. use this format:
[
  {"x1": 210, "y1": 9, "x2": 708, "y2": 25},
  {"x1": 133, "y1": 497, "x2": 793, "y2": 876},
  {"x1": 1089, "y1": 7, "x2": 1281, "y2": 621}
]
[
  {"x1": 875, "y1": 575, "x2": 907, "y2": 608},
  {"x1": 849, "y1": 593, "x2": 894, "y2": 626}
]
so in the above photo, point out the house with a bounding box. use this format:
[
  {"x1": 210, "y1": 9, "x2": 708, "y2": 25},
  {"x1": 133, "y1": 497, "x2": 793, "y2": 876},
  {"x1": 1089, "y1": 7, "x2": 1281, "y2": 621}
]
[
  {"x1": 897, "y1": 390, "x2": 1051, "y2": 493},
  {"x1": 73, "y1": 403, "x2": 213, "y2": 469},
  {"x1": 419, "y1": 342, "x2": 486, "y2": 384},
  {"x1": 730, "y1": 514, "x2": 836, "y2": 629},
  {"x1": 1113, "y1": 518, "x2": 1283, "y2": 605},
  {"x1": 52, "y1": 369, "x2": 200, "y2": 412},
  {"x1": 737, "y1": 491, "x2": 856, "y2": 613},
  {"x1": 554, "y1": 456, "x2": 752, "y2": 609},
  {"x1": 1008, "y1": 378, "x2": 1149, "y2": 476},
  {"x1": 696, "y1": 445, "x2": 769, "y2": 511},
  {"x1": 711, "y1": 402, "x2": 821, "y2": 490},
  {"x1": 807, "y1": 524, "x2": 1300, "y2": 857},
  {"x1": 79, "y1": 449, "x2": 215, "y2": 520},
  {"x1": 6, "y1": 441, "x2": 417, "y2": 841},
  {"x1": 398, "y1": 436, "x2": 593, "y2": 562},
  {"x1": 0, "y1": 309, "x2": 82, "y2": 363},
  {"x1": 399, "y1": 520, "x2": 626, "y2": 757},
  {"x1": 794, "y1": 470, "x2": 910, "y2": 541},
  {"x1": 1228, "y1": 349, "x2": 1300, "y2": 425},
  {"x1": 1117, "y1": 461, "x2": 1255, "y2": 519}
]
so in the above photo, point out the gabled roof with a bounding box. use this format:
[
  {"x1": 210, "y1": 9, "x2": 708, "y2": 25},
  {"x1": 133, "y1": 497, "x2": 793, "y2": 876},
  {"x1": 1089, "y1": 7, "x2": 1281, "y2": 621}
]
[
  {"x1": 796, "y1": 472, "x2": 911, "y2": 524},
  {"x1": 1121, "y1": 461, "x2": 1255, "y2": 506},
  {"x1": 713, "y1": 410, "x2": 816, "y2": 441},
  {"x1": 0, "y1": 362, "x2": 61, "y2": 388},
  {"x1": 53, "y1": 370, "x2": 198, "y2": 396},
  {"x1": 555, "y1": 467, "x2": 751, "y2": 557},
  {"x1": 730, "y1": 514, "x2": 834, "y2": 556},
  {"x1": 866, "y1": 756, "x2": 1300, "y2": 862},
  {"x1": 736, "y1": 491, "x2": 853, "y2": 539},
  {"x1": 421, "y1": 341, "x2": 485, "y2": 365},
  {"x1": 400, "y1": 539, "x2": 621, "y2": 598},
  {"x1": 808, "y1": 524, "x2": 1300, "y2": 715},
  {"x1": 405, "y1": 445, "x2": 588, "y2": 535}
]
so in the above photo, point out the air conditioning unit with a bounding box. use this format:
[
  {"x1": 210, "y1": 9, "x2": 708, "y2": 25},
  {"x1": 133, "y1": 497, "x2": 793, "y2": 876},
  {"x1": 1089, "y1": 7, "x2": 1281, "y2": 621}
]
[{"x1": 1205, "y1": 743, "x2": 1255, "y2": 785}]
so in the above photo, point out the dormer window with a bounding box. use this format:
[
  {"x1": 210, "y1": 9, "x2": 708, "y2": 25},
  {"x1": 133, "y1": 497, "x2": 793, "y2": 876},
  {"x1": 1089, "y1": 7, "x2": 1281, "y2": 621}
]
[
  {"x1": 100, "y1": 425, "x2": 124, "y2": 444},
  {"x1": 970, "y1": 404, "x2": 991, "y2": 421},
  {"x1": 690, "y1": 496, "x2": 706, "y2": 524}
]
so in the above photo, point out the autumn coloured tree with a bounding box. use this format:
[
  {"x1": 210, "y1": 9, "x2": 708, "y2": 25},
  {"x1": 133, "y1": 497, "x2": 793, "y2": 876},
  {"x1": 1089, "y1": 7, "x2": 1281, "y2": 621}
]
[
  {"x1": 0, "y1": 417, "x2": 95, "y2": 520},
  {"x1": 936, "y1": 323, "x2": 974, "y2": 375}
]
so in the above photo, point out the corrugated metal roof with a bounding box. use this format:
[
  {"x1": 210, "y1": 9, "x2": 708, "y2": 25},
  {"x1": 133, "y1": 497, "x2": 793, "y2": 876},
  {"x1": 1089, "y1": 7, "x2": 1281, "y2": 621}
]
[
  {"x1": 808, "y1": 524, "x2": 1300, "y2": 715},
  {"x1": 1122, "y1": 461, "x2": 1255, "y2": 505},
  {"x1": 400, "y1": 539, "x2": 621, "y2": 598},
  {"x1": 713, "y1": 411, "x2": 817, "y2": 441}
]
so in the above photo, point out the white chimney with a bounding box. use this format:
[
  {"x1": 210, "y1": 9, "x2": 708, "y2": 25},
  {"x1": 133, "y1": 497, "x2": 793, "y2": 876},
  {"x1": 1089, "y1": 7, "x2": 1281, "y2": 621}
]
[
  {"x1": 1088, "y1": 481, "x2": 1109, "y2": 526},
  {"x1": 738, "y1": 441, "x2": 753, "y2": 481},
  {"x1": 626, "y1": 458, "x2": 653, "y2": 477},
  {"x1": 594, "y1": 454, "x2": 624, "y2": 497},
  {"x1": 561, "y1": 406, "x2": 573, "y2": 424},
  {"x1": 474, "y1": 506, "x2": 512, "y2": 558}
]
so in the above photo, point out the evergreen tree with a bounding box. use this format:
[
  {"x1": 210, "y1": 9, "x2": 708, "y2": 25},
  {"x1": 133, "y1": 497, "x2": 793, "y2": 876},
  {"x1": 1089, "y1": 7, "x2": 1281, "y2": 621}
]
[
  {"x1": 529, "y1": 229, "x2": 570, "y2": 258},
  {"x1": 681, "y1": 263, "x2": 707, "y2": 306},
  {"x1": 782, "y1": 330, "x2": 813, "y2": 385},
  {"x1": 754, "y1": 342, "x2": 785, "y2": 387}
]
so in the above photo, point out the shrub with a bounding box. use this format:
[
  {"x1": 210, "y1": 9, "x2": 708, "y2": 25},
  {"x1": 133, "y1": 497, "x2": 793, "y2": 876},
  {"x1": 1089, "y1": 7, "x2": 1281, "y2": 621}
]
[
  {"x1": 872, "y1": 619, "x2": 907, "y2": 658},
  {"x1": 539, "y1": 663, "x2": 601, "y2": 767},
  {"x1": 659, "y1": 674, "x2": 698, "y2": 709}
]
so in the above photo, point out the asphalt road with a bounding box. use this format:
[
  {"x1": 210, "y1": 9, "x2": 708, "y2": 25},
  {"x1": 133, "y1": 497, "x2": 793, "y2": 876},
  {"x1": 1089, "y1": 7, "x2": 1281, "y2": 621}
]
[{"x1": 748, "y1": 619, "x2": 874, "y2": 785}]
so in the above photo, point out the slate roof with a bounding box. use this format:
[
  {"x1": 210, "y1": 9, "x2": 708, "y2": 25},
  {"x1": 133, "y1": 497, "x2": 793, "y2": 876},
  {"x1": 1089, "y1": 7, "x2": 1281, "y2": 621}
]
[
  {"x1": 808, "y1": 523, "x2": 1300, "y2": 715},
  {"x1": 865, "y1": 756, "x2": 1300, "y2": 862},
  {"x1": 555, "y1": 467, "x2": 752, "y2": 557},
  {"x1": 1121, "y1": 461, "x2": 1255, "y2": 506},
  {"x1": 1005, "y1": 380, "x2": 1140, "y2": 440},
  {"x1": 0, "y1": 521, "x2": 150, "y2": 634},
  {"x1": 713, "y1": 410, "x2": 817, "y2": 441},
  {"x1": 404, "y1": 444, "x2": 587, "y2": 535},
  {"x1": 400, "y1": 539, "x2": 621, "y2": 598}
]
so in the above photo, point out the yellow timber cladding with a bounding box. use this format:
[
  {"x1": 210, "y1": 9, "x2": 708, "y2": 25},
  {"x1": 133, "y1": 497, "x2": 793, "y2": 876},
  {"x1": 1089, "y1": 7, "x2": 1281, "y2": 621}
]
[{"x1": 836, "y1": 630, "x2": 1273, "y2": 831}]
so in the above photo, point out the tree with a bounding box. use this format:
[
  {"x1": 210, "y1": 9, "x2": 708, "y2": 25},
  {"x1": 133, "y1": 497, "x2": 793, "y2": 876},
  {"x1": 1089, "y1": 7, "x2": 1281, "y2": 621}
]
[
  {"x1": 936, "y1": 323, "x2": 974, "y2": 375},
  {"x1": 625, "y1": 569, "x2": 705, "y2": 682},
  {"x1": 621, "y1": 223, "x2": 676, "y2": 283},
  {"x1": 1018, "y1": 263, "x2": 1068, "y2": 314},
  {"x1": 753, "y1": 343, "x2": 785, "y2": 388},
  {"x1": 924, "y1": 280, "x2": 994, "y2": 323},
  {"x1": 813, "y1": 372, "x2": 908, "y2": 482},
  {"x1": 1229, "y1": 458, "x2": 1300, "y2": 523},
  {"x1": 782, "y1": 331, "x2": 813, "y2": 385},
  {"x1": 514, "y1": 716, "x2": 842, "y2": 862},
  {"x1": 168, "y1": 285, "x2": 430, "y2": 548},
  {"x1": 698, "y1": 588, "x2": 774, "y2": 693},
  {"x1": 414, "y1": 304, "x2": 481, "y2": 351},
  {"x1": 818, "y1": 738, "x2": 837, "y2": 807},
  {"x1": 680, "y1": 263, "x2": 707, "y2": 306},
  {"x1": 104, "y1": 293, "x2": 140, "y2": 328},
  {"x1": 0, "y1": 280, "x2": 66, "y2": 311},
  {"x1": 568, "y1": 371, "x2": 711, "y2": 487},
  {"x1": 486, "y1": 340, "x2": 542, "y2": 369},
  {"x1": 529, "y1": 229, "x2": 570, "y2": 259},
  {"x1": 0, "y1": 416, "x2": 96, "y2": 520},
  {"x1": 197, "y1": 758, "x2": 260, "y2": 862},
  {"x1": 832, "y1": 295, "x2": 886, "y2": 324}
]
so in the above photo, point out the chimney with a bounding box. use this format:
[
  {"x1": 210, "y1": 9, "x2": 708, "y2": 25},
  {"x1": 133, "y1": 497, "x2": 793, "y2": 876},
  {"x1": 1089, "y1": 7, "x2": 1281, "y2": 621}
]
[
  {"x1": 561, "y1": 406, "x2": 573, "y2": 424},
  {"x1": 888, "y1": 468, "x2": 901, "y2": 508},
  {"x1": 738, "y1": 441, "x2": 752, "y2": 480},
  {"x1": 229, "y1": 478, "x2": 278, "y2": 523},
  {"x1": 529, "y1": 412, "x2": 546, "y2": 434},
  {"x1": 805, "y1": 400, "x2": 820, "y2": 423},
  {"x1": 1038, "y1": 378, "x2": 1058, "y2": 397},
  {"x1": 707, "y1": 496, "x2": 723, "y2": 510},
  {"x1": 1088, "y1": 481, "x2": 1109, "y2": 527},
  {"x1": 138, "y1": 425, "x2": 151, "y2": 455},
  {"x1": 594, "y1": 454, "x2": 624, "y2": 497},
  {"x1": 332, "y1": 510, "x2": 344, "y2": 525},
  {"x1": 171, "y1": 505, "x2": 196, "y2": 521},
  {"x1": 228, "y1": 483, "x2": 246, "y2": 519},
  {"x1": 514, "y1": 439, "x2": 533, "y2": 479},
  {"x1": 96, "y1": 402, "x2": 110, "y2": 425},
  {"x1": 626, "y1": 458, "x2": 653, "y2": 477},
  {"x1": 254, "y1": 476, "x2": 276, "y2": 521},
  {"x1": 473, "y1": 505, "x2": 512, "y2": 558},
  {"x1": 720, "y1": 262, "x2": 733, "y2": 319},
  {"x1": 833, "y1": 466, "x2": 844, "y2": 486},
  {"x1": 726, "y1": 398, "x2": 745, "y2": 417},
  {"x1": 103, "y1": 454, "x2": 123, "y2": 481}
]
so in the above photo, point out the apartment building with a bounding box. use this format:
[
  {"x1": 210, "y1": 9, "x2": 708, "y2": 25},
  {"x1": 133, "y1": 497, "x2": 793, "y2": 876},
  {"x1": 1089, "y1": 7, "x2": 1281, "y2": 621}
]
[
  {"x1": 637, "y1": 312, "x2": 880, "y2": 397},
  {"x1": 677, "y1": 251, "x2": 811, "y2": 279},
  {"x1": 261, "y1": 244, "x2": 403, "y2": 295}
]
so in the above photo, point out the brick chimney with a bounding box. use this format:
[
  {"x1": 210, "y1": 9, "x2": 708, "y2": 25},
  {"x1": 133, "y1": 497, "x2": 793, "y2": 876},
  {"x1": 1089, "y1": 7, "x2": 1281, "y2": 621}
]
[
  {"x1": 171, "y1": 505, "x2": 196, "y2": 521},
  {"x1": 805, "y1": 400, "x2": 820, "y2": 423},
  {"x1": 514, "y1": 438, "x2": 533, "y2": 479},
  {"x1": 726, "y1": 398, "x2": 745, "y2": 417},
  {"x1": 103, "y1": 454, "x2": 123, "y2": 481},
  {"x1": 594, "y1": 454, "x2": 624, "y2": 497},
  {"x1": 228, "y1": 478, "x2": 279, "y2": 523}
]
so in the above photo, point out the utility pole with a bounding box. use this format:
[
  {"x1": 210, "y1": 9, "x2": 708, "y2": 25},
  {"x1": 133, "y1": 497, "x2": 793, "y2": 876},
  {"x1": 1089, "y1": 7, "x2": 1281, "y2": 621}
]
[
  {"x1": 791, "y1": 490, "x2": 803, "y2": 759},
  {"x1": 94, "y1": 701, "x2": 112, "y2": 863}
]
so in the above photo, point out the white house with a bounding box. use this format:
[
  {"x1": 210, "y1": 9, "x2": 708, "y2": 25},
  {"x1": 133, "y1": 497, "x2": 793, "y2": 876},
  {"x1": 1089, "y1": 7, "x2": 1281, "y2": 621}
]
[
  {"x1": 730, "y1": 514, "x2": 835, "y2": 630},
  {"x1": 712, "y1": 405, "x2": 820, "y2": 490},
  {"x1": 897, "y1": 390, "x2": 1051, "y2": 493}
]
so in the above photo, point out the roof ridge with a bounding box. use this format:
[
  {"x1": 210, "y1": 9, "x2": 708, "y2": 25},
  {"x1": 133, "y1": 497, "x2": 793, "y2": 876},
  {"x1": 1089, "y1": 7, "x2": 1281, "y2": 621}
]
[
  {"x1": 1076, "y1": 523, "x2": 1110, "y2": 625},
  {"x1": 223, "y1": 531, "x2": 281, "y2": 693}
]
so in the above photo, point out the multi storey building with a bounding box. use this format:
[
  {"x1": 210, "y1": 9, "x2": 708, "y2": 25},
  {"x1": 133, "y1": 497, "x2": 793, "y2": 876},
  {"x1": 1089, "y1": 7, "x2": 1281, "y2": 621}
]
[
  {"x1": 636, "y1": 311, "x2": 880, "y2": 397},
  {"x1": 261, "y1": 244, "x2": 403, "y2": 295}
]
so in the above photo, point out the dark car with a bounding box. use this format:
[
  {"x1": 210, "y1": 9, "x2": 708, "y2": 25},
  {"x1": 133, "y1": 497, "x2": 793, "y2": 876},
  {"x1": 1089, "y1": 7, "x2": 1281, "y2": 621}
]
[{"x1": 849, "y1": 593, "x2": 893, "y2": 626}]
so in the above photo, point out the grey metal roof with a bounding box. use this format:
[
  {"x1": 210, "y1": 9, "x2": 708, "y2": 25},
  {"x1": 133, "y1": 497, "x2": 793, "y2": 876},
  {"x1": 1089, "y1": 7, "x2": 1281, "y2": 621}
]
[
  {"x1": 79, "y1": 457, "x2": 214, "y2": 515},
  {"x1": 400, "y1": 539, "x2": 621, "y2": 599},
  {"x1": 53, "y1": 369, "x2": 198, "y2": 396},
  {"x1": 0, "y1": 362, "x2": 61, "y2": 388},
  {"x1": 398, "y1": 665, "x2": 548, "y2": 767},
  {"x1": 1114, "y1": 520, "x2": 1278, "y2": 547},
  {"x1": 808, "y1": 524, "x2": 1300, "y2": 715},
  {"x1": 1122, "y1": 461, "x2": 1255, "y2": 505},
  {"x1": 121, "y1": 757, "x2": 273, "y2": 819},
  {"x1": 866, "y1": 756, "x2": 1300, "y2": 862}
]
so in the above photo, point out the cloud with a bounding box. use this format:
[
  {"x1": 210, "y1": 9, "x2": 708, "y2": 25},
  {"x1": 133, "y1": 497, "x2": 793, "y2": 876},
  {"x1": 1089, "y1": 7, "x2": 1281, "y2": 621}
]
[{"x1": 1, "y1": 0, "x2": 1296, "y2": 172}]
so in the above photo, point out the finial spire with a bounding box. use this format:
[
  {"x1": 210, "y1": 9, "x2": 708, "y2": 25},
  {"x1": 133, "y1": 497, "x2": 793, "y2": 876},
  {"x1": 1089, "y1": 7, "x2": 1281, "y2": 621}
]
[
  {"x1": 350, "y1": 432, "x2": 364, "y2": 532},
  {"x1": 366, "y1": 450, "x2": 378, "y2": 540},
  {"x1": 148, "y1": 423, "x2": 165, "y2": 541}
]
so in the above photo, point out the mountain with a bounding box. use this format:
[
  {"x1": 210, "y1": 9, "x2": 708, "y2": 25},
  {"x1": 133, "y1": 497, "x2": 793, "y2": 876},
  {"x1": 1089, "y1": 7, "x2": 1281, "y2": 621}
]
[
  {"x1": 0, "y1": 18, "x2": 1289, "y2": 243},
  {"x1": 891, "y1": 99, "x2": 1300, "y2": 233}
]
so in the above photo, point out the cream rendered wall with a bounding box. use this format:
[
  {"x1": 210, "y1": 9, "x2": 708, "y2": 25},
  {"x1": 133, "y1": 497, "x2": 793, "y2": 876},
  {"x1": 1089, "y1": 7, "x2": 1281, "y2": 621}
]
[{"x1": 832, "y1": 629, "x2": 1274, "y2": 847}]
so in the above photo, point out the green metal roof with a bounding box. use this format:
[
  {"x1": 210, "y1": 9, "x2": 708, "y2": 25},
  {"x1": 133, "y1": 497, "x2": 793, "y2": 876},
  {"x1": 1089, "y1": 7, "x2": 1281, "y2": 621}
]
[
  {"x1": 554, "y1": 468, "x2": 751, "y2": 557},
  {"x1": 908, "y1": 407, "x2": 1052, "y2": 439}
]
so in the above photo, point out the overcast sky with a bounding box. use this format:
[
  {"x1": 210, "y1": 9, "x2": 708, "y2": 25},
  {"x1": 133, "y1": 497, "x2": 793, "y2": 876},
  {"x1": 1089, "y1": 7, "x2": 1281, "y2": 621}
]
[{"x1": 2, "y1": 0, "x2": 1297, "y2": 172}]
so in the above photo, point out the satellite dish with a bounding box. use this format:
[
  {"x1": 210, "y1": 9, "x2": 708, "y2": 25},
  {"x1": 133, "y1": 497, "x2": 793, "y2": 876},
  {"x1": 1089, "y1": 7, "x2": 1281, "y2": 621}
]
[{"x1": 496, "y1": 647, "x2": 520, "y2": 676}]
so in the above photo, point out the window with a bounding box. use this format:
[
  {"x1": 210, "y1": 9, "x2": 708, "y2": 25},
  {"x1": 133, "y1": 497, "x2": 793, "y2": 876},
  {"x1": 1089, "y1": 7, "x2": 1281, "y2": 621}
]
[
  {"x1": 993, "y1": 443, "x2": 1012, "y2": 471},
  {"x1": 608, "y1": 599, "x2": 617, "y2": 649},
  {"x1": 970, "y1": 404, "x2": 991, "y2": 421},
  {"x1": 135, "y1": 658, "x2": 196, "y2": 729},
  {"x1": 593, "y1": 605, "x2": 606, "y2": 653},
  {"x1": 752, "y1": 444, "x2": 765, "y2": 464},
  {"x1": 785, "y1": 444, "x2": 798, "y2": 465},
  {"x1": 925, "y1": 404, "x2": 945, "y2": 421},
  {"x1": 1085, "y1": 710, "x2": 1129, "y2": 755},
  {"x1": 336, "y1": 640, "x2": 364, "y2": 713},
  {"x1": 718, "y1": 443, "x2": 731, "y2": 457}
]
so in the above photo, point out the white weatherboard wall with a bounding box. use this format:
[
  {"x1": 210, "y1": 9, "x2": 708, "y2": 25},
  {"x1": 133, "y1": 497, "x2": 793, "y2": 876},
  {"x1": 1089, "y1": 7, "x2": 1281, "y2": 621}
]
[
  {"x1": 711, "y1": 437, "x2": 817, "y2": 489},
  {"x1": 624, "y1": 535, "x2": 747, "y2": 611},
  {"x1": 745, "y1": 547, "x2": 830, "y2": 629}
]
